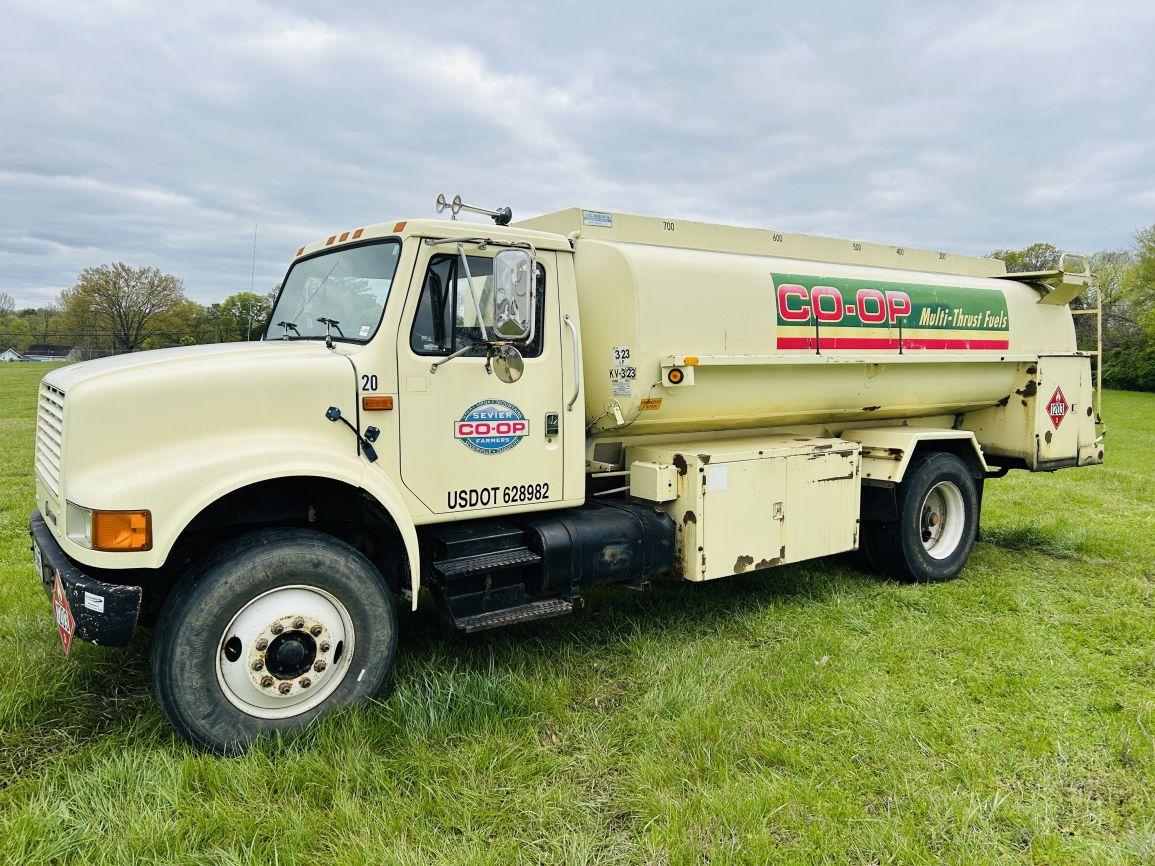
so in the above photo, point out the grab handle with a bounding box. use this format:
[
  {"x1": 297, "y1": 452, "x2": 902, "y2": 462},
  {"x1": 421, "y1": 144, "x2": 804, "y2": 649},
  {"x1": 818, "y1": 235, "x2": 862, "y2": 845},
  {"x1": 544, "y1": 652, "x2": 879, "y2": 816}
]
[{"x1": 563, "y1": 314, "x2": 580, "y2": 411}]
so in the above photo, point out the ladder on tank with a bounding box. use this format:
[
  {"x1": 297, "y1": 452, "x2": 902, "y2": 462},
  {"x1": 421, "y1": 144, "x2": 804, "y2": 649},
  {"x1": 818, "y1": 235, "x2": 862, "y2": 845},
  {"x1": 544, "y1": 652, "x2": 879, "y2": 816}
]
[{"x1": 1064, "y1": 253, "x2": 1107, "y2": 443}]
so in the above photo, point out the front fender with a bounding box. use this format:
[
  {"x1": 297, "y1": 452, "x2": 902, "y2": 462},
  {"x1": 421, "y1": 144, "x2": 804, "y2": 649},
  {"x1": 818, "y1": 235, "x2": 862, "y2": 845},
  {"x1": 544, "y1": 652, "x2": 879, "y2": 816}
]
[{"x1": 62, "y1": 438, "x2": 422, "y2": 611}]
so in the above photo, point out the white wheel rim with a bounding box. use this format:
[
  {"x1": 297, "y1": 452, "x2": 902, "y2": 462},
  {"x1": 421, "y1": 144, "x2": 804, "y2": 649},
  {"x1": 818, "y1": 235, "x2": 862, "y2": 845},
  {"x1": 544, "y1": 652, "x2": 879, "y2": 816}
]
[
  {"x1": 919, "y1": 481, "x2": 966, "y2": 560},
  {"x1": 215, "y1": 585, "x2": 355, "y2": 720}
]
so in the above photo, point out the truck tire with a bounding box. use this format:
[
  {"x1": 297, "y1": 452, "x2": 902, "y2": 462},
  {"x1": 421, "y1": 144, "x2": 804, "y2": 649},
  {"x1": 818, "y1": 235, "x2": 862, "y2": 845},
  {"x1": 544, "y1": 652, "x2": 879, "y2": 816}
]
[
  {"x1": 151, "y1": 528, "x2": 397, "y2": 755},
  {"x1": 859, "y1": 452, "x2": 978, "y2": 582}
]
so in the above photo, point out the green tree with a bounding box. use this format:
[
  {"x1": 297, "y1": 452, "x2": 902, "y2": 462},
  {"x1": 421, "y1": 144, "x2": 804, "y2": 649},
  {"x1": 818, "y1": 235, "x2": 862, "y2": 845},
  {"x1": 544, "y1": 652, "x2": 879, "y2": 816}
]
[
  {"x1": 991, "y1": 242, "x2": 1061, "y2": 273},
  {"x1": 60, "y1": 263, "x2": 186, "y2": 352},
  {"x1": 219, "y1": 291, "x2": 273, "y2": 341},
  {"x1": 0, "y1": 294, "x2": 34, "y2": 351},
  {"x1": 993, "y1": 231, "x2": 1155, "y2": 392},
  {"x1": 1131, "y1": 225, "x2": 1155, "y2": 335}
]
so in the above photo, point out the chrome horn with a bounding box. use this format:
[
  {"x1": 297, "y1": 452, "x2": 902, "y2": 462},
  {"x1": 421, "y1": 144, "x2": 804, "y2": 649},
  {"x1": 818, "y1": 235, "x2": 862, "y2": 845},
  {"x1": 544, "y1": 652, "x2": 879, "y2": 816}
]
[{"x1": 435, "y1": 194, "x2": 512, "y2": 226}]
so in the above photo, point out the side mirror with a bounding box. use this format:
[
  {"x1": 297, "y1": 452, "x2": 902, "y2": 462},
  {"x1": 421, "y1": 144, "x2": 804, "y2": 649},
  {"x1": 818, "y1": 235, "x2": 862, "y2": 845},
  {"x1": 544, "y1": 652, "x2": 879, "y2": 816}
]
[
  {"x1": 492, "y1": 248, "x2": 535, "y2": 342},
  {"x1": 490, "y1": 344, "x2": 524, "y2": 384}
]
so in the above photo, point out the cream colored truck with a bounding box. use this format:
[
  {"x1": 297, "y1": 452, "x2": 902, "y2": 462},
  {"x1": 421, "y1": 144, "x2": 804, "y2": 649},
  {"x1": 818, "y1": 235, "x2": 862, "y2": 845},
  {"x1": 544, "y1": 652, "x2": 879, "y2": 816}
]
[{"x1": 30, "y1": 199, "x2": 1103, "y2": 752}]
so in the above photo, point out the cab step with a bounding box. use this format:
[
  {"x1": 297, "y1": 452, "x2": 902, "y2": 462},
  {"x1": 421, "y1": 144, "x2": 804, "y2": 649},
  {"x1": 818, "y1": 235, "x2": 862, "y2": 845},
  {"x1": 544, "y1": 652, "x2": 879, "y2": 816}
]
[
  {"x1": 424, "y1": 519, "x2": 525, "y2": 559},
  {"x1": 453, "y1": 598, "x2": 573, "y2": 633},
  {"x1": 433, "y1": 546, "x2": 542, "y2": 579}
]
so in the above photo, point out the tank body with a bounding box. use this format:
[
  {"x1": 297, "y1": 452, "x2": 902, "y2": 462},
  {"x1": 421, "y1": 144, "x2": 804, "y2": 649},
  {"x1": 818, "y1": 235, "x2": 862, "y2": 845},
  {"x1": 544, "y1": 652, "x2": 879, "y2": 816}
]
[{"x1": 517, "y1": 210, "x2": 1079, "y2": 438}]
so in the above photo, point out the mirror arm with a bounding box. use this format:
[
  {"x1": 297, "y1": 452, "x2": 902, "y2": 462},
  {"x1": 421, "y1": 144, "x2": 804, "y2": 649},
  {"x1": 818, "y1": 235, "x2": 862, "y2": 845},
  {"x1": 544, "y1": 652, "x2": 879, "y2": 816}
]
[
  {"x1": 429, "y1": 341, "x2": 484, "y2": 375},
  {"x1": 457, "y1": 242, "x2": 490, "y2": 343}
]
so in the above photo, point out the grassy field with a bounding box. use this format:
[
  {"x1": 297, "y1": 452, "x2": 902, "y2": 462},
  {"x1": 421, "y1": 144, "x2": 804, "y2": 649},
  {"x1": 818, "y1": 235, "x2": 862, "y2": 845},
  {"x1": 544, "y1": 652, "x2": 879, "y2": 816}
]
[{"x1": 0, "y1": 362, "x2": 1153, "y2": 865}]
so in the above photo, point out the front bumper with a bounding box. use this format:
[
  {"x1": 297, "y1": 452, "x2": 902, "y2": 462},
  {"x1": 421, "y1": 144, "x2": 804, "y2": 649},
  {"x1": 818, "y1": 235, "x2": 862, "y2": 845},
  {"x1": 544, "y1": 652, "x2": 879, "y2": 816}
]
[{"x1": 29, "y1": 510, "x2": 142, "y2": 647}]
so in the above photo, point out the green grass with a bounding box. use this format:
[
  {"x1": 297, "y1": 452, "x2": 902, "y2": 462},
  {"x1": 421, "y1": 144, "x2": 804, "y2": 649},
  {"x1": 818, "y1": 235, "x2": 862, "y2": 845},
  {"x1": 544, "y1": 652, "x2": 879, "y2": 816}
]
[{"x1": 1, "y1": 363, "x2": 1153, "y2": 865}]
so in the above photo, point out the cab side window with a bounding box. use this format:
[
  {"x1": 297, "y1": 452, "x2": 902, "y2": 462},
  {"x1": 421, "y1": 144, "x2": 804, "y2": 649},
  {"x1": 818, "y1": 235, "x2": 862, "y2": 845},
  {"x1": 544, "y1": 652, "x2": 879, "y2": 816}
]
[{"x1": 409, "y1": 253, "x2": 546, "y2": 357}]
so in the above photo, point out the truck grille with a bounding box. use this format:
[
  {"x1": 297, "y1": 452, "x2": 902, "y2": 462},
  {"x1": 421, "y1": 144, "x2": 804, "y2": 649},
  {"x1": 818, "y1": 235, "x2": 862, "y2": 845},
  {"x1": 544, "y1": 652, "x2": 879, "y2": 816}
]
[{"x1": 35, "y1": 383, "x2": 65, "y2": 496}]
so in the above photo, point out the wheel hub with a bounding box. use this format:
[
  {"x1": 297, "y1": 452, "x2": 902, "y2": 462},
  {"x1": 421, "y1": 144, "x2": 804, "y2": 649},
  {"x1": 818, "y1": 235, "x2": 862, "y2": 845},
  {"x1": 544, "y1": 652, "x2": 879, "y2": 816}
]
[
  {"x1": 918, "y1": 481, "x2": 966, "y2": 561},
  {"x1": 215, "y1": 585, "x2": 354, "y2": 719},
  {"x1": 264, "y1": 630, "x2": 316, "y2": 680}
]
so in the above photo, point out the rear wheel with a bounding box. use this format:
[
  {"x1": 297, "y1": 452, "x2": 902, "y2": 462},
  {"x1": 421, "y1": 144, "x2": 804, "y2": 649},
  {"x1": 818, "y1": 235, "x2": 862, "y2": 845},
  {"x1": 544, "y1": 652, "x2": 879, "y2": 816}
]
[
  {"x1": 151, "y1": 528, "x2": 397, "y2": 754},
  {"x1": 859, "y1": 452, "x2": 978, "y2": 582}
]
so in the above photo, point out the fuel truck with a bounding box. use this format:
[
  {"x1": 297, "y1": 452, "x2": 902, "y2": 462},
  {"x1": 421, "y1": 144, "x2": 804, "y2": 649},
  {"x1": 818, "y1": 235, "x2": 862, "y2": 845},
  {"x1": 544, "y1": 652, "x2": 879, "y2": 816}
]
[{"x1": 29, "y1": 197, "x2": 1103, "y2": 752}]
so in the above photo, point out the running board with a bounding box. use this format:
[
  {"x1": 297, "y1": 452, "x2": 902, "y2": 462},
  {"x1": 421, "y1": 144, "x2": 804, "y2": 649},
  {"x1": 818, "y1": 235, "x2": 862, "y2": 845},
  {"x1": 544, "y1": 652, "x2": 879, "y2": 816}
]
[
  {"x1": 433, "y1": 546, "x2": 542, "y2": 579},
  {"x1": 453, "y1": 598, "x2": 573, "y2": 633}
]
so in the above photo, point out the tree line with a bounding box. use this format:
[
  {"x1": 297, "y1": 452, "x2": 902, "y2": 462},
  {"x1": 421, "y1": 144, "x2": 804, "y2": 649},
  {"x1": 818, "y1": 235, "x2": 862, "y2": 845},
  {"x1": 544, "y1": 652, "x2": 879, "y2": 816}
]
[
  {"x1": 1, "y1": 224, "x2": 1153, "y2": 390},
  {"x1": 0, "y1": 264, "x2": 277, "y2": 356},
  {"x1": 993, "y1": 224, "x2": 1155, "y2": 392}
]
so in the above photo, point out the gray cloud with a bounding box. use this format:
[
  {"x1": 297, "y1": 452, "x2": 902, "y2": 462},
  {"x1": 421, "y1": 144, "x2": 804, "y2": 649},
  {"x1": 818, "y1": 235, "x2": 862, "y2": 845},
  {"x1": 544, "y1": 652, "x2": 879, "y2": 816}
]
[{"x1": 2, "y1": 0, "x2": 1153, "y2": 307}]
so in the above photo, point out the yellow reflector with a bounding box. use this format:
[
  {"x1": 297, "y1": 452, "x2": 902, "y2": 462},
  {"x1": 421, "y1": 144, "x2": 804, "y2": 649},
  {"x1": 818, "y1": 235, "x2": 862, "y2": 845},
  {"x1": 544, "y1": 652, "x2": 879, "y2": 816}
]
[
  {"x1": 684, "y1": 356, "x2": 699, "y2": 366},
  {"x1": 393, "y1": 221, "x2": 407, "y2": 233},
  {"x1": 362, "y1": 395, "x2": 394, "y2": 411},
  {"x1": 92, "y1": 510, "x2": 152, "y2": 551}
]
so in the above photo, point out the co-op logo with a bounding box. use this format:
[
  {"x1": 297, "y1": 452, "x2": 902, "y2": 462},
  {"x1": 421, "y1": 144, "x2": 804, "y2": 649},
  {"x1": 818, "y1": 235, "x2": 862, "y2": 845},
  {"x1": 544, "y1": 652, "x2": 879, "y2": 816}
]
[{"x1": 454, "y1": 400, "x2": 529, "y2": 454}]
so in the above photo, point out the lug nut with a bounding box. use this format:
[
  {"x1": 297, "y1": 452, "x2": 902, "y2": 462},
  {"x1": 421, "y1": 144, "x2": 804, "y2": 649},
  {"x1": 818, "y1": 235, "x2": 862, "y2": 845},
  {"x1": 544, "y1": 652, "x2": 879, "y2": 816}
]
[
  {"x1": 255, "y1": 638, "x2": 268, "y2": 651},
  {"x1": 299, "y1": 677, "x2": 312, "y2": 689},
  {"x1": 260, "y1": 675, "x2": 274, "y2": 688},
  {"x1": 251, "y1": 659, "x2": 264, "y2": 671},
  {"x1": 292, "y1": 618, "x2": 305, "y2": 629},
  {"x1": 271, "y1": 623, "x2": 284, "y2": 635},
  {"x1": 310, "y1": 625, "x2": 322, "y2": 637},
  {"x1": 313, "y1": 659, "x2": 327, "y2": 673},
  {"x1": 278, "y1": 682, "x2": 292, "y2": 695},
  {"x1": 319, "y1": 641, "x2": 331, "y2": 653}
]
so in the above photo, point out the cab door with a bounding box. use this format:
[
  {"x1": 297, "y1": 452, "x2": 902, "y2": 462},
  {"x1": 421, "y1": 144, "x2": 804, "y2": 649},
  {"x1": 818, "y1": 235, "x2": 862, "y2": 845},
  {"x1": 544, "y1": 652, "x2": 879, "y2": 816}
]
[{"x1": 396, "y1": 245, "x2": 566, "y2": 516}]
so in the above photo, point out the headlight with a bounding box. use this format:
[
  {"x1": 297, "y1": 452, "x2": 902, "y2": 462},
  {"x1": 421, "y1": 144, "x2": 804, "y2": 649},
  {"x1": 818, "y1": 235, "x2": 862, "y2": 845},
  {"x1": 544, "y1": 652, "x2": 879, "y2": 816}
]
[
  {"x1": 66, "y1": 502, "x2": 92, "y2": 548},
  {"x1": 66, "y1": 503, "x2": 152, "y2": 551}
]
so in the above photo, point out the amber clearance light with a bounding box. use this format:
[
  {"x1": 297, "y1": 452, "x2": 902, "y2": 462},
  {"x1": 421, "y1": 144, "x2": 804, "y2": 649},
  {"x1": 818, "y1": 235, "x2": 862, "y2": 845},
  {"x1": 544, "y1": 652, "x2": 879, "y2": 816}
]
[
  {"x1": 92, "y1": 510, "x2": 152, "y2": 552},
  {"x1": 362, "y1": 395, "x2": 394, "y2": 411}
]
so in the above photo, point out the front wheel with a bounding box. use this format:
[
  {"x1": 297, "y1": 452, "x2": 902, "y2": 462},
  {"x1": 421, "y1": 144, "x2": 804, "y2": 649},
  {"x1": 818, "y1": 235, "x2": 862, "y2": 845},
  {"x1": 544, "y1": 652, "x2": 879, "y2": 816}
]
[
  {"x1": 151, "y1": 529, "x2": 398, "y2": 755},
  {"x1": 859, "y1": 452, "x2": 979, "y2": 582}
]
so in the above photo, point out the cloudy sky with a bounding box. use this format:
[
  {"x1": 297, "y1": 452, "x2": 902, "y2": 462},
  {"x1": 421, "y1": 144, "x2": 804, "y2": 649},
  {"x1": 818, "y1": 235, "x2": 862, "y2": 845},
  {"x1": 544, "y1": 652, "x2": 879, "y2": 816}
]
[{"x1": 2, "y1": 0, "x2": 1153, "y2": 308}]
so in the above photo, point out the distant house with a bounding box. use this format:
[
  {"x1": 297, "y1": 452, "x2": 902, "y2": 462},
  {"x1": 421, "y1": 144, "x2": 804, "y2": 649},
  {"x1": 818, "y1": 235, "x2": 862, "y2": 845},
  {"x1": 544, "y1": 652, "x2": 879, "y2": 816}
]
[
  {"x1": 23, "y1": 344, "x2": 78, "y2": 362},
  {"x1": 0, "y1": 347, "x2": 24, "y2": 362}
]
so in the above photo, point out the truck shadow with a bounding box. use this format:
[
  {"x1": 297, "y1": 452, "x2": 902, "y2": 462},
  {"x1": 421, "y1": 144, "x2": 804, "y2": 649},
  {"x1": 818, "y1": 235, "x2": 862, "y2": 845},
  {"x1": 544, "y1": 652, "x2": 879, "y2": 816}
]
[
  {"x1": 397, "y1": 558, "x2": 870, "y2": 667},
  {"x1": 9, "y1": 558, "x2": 878, "y2": 761}
]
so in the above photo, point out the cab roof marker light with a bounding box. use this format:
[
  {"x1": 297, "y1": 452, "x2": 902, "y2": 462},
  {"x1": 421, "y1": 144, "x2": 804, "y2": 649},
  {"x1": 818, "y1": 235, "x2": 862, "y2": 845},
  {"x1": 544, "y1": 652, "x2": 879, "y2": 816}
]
[
  {"x1": 326, "y1": 235, "x2": 337, "y2": 246},
  {"x1": 295, "y1": 246, "x2": 305, "y2": 257},
  {"x1": 353, "y1": 228, "x2": 365, "y2": 238},
  {"x1": 339, "y1": 232, "x2": 350, "y2": 243},
  {"x1": 392, "y1": 222, "x2": 406, "y2": 233}
]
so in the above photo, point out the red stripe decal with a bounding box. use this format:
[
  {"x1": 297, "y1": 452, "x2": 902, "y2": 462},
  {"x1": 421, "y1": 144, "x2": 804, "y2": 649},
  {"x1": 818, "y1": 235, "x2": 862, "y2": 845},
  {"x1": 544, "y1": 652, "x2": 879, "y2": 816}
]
[{"x1": 776, "y1": 337, "x2": 1009, "y2": 351}]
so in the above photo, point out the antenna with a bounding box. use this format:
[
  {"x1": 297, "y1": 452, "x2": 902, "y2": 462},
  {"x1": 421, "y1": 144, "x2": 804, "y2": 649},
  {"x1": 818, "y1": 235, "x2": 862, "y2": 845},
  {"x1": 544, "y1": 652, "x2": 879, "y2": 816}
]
[
  {"x1": 436, "y1": 193, "x2": 512, "y2": 226},
  {"x1": 249, "y1": 224, "x2": 258, "y2": 294}
]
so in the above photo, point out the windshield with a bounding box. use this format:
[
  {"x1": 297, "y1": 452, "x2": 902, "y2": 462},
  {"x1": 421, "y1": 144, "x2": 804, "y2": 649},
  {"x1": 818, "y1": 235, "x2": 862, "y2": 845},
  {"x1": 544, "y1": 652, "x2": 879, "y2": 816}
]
[{"x1": 266, "y1": 240, "x2": 402, "y2": 342}]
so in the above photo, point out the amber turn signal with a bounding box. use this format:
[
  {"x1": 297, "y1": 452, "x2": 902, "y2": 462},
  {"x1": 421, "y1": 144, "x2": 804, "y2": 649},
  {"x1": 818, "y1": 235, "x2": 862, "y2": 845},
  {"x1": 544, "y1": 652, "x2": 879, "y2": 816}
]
[
  {"x1": 92, "y1": 510, "x2": 152, "y2": 552},
  {"x1": 362, "y1": 395, "x2": 394, "y2": 411}
]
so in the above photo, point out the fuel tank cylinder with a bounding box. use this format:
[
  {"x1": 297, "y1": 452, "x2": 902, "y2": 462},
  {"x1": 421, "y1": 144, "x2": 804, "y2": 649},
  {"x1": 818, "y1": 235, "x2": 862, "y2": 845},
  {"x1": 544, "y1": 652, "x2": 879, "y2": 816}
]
[{"x1": 519, "y1": 210, "x2": 1081, "y2": 438}]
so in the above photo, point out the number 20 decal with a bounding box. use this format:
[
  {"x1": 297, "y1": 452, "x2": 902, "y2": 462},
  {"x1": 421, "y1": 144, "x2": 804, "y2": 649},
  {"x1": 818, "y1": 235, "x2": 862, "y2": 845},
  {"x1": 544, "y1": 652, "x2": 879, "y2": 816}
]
[{"x1": 361, "y1": 374, "x2": 378, "y2": 391}]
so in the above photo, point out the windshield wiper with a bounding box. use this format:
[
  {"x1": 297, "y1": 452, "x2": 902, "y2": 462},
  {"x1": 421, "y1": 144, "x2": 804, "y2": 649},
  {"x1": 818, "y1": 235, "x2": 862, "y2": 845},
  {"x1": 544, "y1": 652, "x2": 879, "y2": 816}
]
[
  {"x1": 316, "y1": 317, "x2": 344, "y2": 349},
  {"x1": 317, "y1": 317, "x2": 343, "y2": 338},
  {"x1": 277, "y1": 320, "x2": 301, "y2": 338}
]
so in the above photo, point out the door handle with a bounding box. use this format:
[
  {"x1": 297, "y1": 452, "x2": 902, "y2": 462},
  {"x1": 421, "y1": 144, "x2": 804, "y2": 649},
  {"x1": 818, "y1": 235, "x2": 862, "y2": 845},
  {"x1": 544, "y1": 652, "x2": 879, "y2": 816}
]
[{"x1": 563, "y1": 314, "x2": 580, "y2": 411}]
